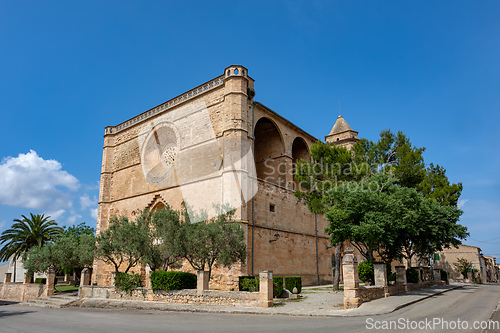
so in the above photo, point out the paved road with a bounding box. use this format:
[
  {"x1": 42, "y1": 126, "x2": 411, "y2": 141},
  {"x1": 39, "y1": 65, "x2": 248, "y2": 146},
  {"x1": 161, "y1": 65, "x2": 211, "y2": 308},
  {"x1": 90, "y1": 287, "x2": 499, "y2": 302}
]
[{"x1": 0, "y1": 284, "x2": 498, "y2": 333}]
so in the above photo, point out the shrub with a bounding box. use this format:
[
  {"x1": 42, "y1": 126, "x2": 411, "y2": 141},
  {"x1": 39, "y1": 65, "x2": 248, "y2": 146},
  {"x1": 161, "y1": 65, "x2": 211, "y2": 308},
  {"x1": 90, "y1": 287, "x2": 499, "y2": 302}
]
[
  {"x1": 358, "y1": 261, "x2": 374, "y2": 284},
  {"x1": 150, "y1": 271, "x2": 197, "y2": 291},
  {"x1": 387, "y1": 273, "x2": 396, "y2": 283},
  {"x1": 284, "y1": 276, "x2": 302, "y2": 294},
  {"x1": 440, "y1": 270, "x2": 448, "y2": 282},
  {"x1": 406, "y1": 268, "x2": 419, "y2": 283},
  {"x1": 238, "y1": 275, "x2": 285, "y2": 297},
  {"x1": 114, "y1": 272, "x2": 143, "y2": 294},
  {"x1": 273, "y1": 276, "x2": 283, "y2": 298},
  {"x1": 239, "y1": 276, "x2": 259, "y2": 292},
  {"x1": 34, "y1": 278, "x2": 46, "y2": 284}
]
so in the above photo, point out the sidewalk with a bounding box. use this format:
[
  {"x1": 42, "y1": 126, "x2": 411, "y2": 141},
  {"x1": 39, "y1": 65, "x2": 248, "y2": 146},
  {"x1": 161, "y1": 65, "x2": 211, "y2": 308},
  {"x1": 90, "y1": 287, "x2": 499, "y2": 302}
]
[{"x1": 70, "y1": 283, "x2": 463, "y2": 317}]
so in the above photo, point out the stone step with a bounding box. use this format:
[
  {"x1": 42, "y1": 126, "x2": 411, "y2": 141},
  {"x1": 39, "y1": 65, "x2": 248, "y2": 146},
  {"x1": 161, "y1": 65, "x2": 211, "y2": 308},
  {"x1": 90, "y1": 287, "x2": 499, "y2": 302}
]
[{"x1": 23, "y1": 294, "x2": 79, "y2": 308}]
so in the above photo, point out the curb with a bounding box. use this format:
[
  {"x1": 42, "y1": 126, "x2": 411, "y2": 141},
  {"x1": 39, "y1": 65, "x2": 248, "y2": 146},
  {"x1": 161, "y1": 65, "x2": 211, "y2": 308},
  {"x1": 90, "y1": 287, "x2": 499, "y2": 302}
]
[{"x1": 68, "y1": 285, "x2": 463, "y2": 318}]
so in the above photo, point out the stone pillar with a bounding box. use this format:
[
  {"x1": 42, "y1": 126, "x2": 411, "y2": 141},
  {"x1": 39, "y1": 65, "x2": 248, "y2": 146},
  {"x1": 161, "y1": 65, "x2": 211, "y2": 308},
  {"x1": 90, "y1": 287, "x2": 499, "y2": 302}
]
[
  {"x1": 144, "y1": 265, "x2": 151, "y2": 289},
  {"x1": 342, "y1": 252, "x2": 360, "y2": 309},
  {"x1": 395, "y1": 266, "x2": 407, "y2": 286},
  {"x1": 374, "y1": 263, "x2": 387, "y2": 286},
  {"x1": 433, "y1": 269, "x2": 440, "y2": 282},
  {"x1": 46, "y1": 268, "x2": 55, "y2": 296},
  {"x1": 374, "y1": 263, "x2": 389, "y2": 297},
  {"x1": 80, "y1": 268, "x2": 91, "y2": 287},
  {"x1": 259, "y1": 271, "x2": 273, "y2": 308},
  {"x1": 4, "y1": 272, "x2": 12, "y2": 284},
  {"x1": 197, "y1": 271, "x2": 209, "y2": 295},
  {"x1": 467, "y1": 271, "x2": 473, "y2": 283},
  {"x1": 64, "y1": 273, "x2": 70, "y2": 283}
]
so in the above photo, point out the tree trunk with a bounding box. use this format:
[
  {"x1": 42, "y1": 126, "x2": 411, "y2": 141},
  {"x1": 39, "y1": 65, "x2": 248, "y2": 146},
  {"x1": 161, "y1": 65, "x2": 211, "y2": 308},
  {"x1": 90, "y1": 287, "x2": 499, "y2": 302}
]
[{"x1": 332, "y1": 244, "x2": 342, "y2": 291}]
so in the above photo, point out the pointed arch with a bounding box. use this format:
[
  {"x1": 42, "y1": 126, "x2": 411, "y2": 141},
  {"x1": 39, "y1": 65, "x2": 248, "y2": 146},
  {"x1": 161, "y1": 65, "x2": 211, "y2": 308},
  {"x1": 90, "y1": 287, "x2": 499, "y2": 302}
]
[{"x1": 146, "y1": 194, "x2": 167, "y2": 211}]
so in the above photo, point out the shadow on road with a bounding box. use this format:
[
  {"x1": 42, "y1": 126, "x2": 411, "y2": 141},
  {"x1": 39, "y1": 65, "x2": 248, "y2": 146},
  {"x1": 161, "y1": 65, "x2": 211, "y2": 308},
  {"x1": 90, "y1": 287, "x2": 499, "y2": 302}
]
[
  {"x1": 0, "y1": 309, "x2": 35, "y2": 318},
  {"x1": 0, "y1": 300, "x2": 19, "y2": 306}
]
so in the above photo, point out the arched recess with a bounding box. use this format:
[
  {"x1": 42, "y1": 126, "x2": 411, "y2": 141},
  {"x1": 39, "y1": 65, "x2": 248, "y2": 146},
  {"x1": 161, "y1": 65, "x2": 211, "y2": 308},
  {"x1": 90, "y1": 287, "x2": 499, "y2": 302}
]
[
  {"x1": 292, "y1": 137, "x2": 311, "y2": 190},
  {"x1": 254, "y1": 117, "x2": 286, "y2": 186},
  {"x1": 151, "y1": 202, "x2": 165, "y2": 211}
]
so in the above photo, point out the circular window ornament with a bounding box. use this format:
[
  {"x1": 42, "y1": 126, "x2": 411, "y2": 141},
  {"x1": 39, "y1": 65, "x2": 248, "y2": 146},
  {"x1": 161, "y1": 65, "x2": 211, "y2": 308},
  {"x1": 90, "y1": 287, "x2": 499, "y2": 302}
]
[{"x1": 140, "y1": 122, "x2": 180, "y2": 185}]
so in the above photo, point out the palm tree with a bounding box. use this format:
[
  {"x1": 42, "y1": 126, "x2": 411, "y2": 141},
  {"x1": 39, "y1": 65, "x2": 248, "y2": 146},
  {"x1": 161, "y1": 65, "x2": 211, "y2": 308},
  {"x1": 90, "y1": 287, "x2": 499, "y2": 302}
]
[{"x1": 0, "y1": 214, "x2": 63, "y2": 280}]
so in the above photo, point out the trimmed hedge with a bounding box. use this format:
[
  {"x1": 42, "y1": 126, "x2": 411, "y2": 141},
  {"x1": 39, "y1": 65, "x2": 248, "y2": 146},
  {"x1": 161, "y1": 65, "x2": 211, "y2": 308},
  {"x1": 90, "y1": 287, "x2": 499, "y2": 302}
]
[
  {"x1": 150, "y1": 271, "x2": 197, "y2": 291},
  {"x1": 34, "y1": 278, "x2": 46, "y2": 284},
  {"x1": 239, "y1": 276, "x2": 259, "y2": 292},
  {"x1": 284, "y1": 276, "x2": 302, "y2": 294},
  {"x1": 239, "y1": 275, "x2": 285, "y2": 297},
  {"x1": 273, "y1": 277, "x2": 283, "y2": 298},
  {"x1": 406, "y1": 268, "x2": 419, "y2": 283}
]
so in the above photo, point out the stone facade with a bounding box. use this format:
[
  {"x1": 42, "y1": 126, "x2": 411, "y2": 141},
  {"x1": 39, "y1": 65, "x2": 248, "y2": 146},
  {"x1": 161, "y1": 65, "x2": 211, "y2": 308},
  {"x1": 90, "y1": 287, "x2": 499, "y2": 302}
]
[
  {"x1": 434, "y1": 244, "x2": 487, "y2": 282},
  {"x1": 94, "y1": 65, "x2": 350, "y2": 289}
]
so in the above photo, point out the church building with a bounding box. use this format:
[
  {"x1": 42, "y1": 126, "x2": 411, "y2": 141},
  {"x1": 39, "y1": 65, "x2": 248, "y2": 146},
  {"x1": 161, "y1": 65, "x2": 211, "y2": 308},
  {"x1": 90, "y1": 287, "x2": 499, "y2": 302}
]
[{"x1": 93, "y1": 65, "x2": 358, "y2": 289}]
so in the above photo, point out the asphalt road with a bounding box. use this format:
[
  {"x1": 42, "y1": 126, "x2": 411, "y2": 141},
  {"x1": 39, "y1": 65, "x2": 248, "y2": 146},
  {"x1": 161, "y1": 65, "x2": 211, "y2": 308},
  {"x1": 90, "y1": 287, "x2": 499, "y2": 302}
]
[{"x1": 0, "y1": 284, "x2": 499, "y2": 333}]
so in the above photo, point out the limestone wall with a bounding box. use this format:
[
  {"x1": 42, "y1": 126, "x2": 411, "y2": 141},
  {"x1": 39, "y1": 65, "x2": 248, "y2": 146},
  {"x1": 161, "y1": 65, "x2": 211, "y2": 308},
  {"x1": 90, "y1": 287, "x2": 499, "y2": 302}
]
[
  {"x1": 0, "y1": 283, "x2": 46, "y2": 302},
  {"x1": 80, "y1": 286, "x2": 259, "y2": 307}
]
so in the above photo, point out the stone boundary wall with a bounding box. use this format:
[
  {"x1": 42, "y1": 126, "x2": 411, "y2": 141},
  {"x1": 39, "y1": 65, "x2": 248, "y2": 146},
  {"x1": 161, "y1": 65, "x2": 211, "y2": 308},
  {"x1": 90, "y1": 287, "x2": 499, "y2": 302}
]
[
  {"x1": 357, "y1": 281, "x2": 444, "y2": 304},
  {"x1": 357, "y1": 285, "x2": 386, "y2": 304},
  {"x1": 0, "y1": 283, "x2": 47, "y2": 302},
  {"x1": 80, "y1": 286, "x2": 260, "y2": 307}
]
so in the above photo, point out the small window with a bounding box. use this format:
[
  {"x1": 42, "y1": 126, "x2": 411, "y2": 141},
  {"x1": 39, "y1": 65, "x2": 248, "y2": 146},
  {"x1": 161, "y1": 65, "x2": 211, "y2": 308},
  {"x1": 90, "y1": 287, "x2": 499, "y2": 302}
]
[{"x1": 269, "y1": 204, "x2": 275, "y2": 212}]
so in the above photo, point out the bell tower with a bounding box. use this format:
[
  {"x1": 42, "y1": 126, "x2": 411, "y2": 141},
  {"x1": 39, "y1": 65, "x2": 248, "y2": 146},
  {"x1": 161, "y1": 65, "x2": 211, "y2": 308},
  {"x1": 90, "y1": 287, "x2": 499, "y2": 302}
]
[{"x1": 325, "y1": 115, "x2": 358, "y2": 150}]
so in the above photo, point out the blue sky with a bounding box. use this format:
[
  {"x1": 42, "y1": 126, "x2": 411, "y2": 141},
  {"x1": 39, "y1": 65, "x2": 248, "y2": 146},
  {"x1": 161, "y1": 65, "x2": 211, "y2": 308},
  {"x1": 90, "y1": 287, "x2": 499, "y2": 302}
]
[{"x1": 0, "y1": 1, "x2": 499, "y2": 258}]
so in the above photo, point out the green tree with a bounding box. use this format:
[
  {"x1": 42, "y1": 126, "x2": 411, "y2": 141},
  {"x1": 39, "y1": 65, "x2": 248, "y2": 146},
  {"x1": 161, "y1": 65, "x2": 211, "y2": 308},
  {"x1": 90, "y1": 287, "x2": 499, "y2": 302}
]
[
  {"x1": 22, "y1": 233, "x2": 96, "y2": 274},
  {"x1": 294, "y1": 141, "x2": 353, "y2": 290},
  {"x1": 295, "y1": 141, "x2": 353, "y2": 215},
  {"x1": 94, "y1": 216, "x2": 148, "y2": 273},
  {"x1": 454, "y1": 258, "x2": 473, "y2": 279},
  {"x1": 135, "y1": 206, "x2": 182, "y2": 272},
  {"x1": 63, "y1": 222, "x2": 95, "y2": 237},
  {"x1": 310, "y1": 129, "x2": 467, "y2": 269},
  {"x1": 324, "y1": 174, "x2": 397, "y2": 262},
  {"x1": 0, "y1": 213, "x2": 63, "y2": 263},
  {"x1": 180, "y1": 209, "x2": 246, "y2": 280},
  {"x1": 418, "y1": 163, "x2": 463, "y2": 207},
  {"x1": 352, "y1": 129, "x2": 426, "y2": 188}
]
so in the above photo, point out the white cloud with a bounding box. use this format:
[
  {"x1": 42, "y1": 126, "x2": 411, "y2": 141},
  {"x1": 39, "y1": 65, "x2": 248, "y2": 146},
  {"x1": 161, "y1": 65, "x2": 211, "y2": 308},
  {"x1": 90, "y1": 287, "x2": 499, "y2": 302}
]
[
  {"x1": 0, "y1": 150, "x2": 79, "y2": 212},
  {"x1": 458, "y1": 198, "x2": 469, "y2": 209},
  {"x1": 0, "y1": 220, "x2": 6, "y2": 230},
  {"x1": 91, "y1": 208, "x2": 98, "y2": 220},
  {"x1": 67, "y1": 212, "x2": 82, "y2": 224},
  {"x1": 80, "y1": 194, "x2": 98, "y2": 221},
  {"x1": 80, "y1": 194, "x2": 97, "y2": 211},
  {"x1": 45, "y1": 209, "x2": 66, "y2": 221}
]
